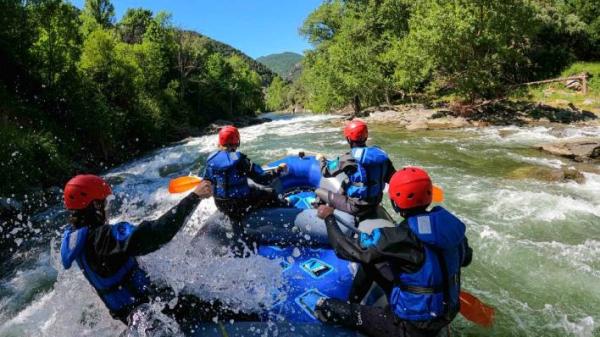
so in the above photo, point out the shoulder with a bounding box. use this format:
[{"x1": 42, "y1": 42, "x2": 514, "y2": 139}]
[
  {"x1": 207, "y1": 150, "x2": 222, "y2": 162},
  {"x1": 109, "y1": 222, "x2": 136, "y2": 242},
  {"x1": 366, "y1": 146, "x2": 389, "y2": 158}
]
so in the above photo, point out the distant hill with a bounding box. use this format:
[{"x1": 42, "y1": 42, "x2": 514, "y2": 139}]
[
  {"x1": 184, "y1": 31, "x2": 275, "y2": 86},
  {"x1": 257, "y1": 52, "x2": 304, "y2": 81}
]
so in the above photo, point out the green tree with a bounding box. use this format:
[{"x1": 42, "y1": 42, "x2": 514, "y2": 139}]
[
  {"x1": 265, "y1": 76, "x2": 289, "y2": 111},
  {"x1": 83, "y1": 0, "x2": 115, "y2": 28},
  {"x1": 301, "y1": 0, "x2": 412, "y2": 112},
  {"x1": 118, "y1": 8, "x2": 153, "y2": 44},
  {"x1": 397, "y1": 0, "x2": 538, "y2": 100}
]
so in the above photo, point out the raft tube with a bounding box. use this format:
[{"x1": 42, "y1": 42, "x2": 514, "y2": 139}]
[{"x1": 203, "y1": 154, "x2": 395, "y2": 323}]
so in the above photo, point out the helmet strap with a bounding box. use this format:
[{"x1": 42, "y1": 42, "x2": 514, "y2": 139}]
[
  {"x1": 69, "y1": 200, "x2": 106, "y2": 229},
  {"x1": 391, "y1": 199, "x2": 430, "y2": 218},
  {"x1": 348, "y1": 139, "x2": 366, "y2": 148}
]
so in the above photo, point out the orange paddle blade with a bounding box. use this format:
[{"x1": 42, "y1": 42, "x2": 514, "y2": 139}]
[
  {"x1": 460, "y1": 291, "x2": 495, "y2": 327},
  {"x1": 432, "y1": 185, "x2": 444, "y2": 203},
  {"x1": 168, "y1": 176, "x2": 202, "y2": 194}
]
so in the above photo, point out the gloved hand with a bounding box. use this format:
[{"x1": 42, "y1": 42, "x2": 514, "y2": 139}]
[
  {"x1": 277, "y1": 163, "x2": 289, "y2": 175},
  {"x1": 301, "y1": 291, "x2": 326, "y2": 317},
  {"x1": 317, "y1": 205, "x2": 335, "y2": 220}
]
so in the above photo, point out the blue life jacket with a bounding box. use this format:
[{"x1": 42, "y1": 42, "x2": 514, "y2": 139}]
[
  {"x1": 60, "y1": 222, "x2": 152, "y2": 318},
  {"x1": 204, "y1": 150, "x2": 250, "y2": 199},
  {"x1": 346, "y1": 146, "x2": 389, "y2": 201},
  {"x1": 390, "y1": 206, "x2": 467, "y2": 321}
]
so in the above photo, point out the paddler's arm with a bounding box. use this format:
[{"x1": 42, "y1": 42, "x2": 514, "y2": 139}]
[
  {"x1": 461, "y1": 237, "x2": 473, "y2": 267},
  {"x1": 318, "y1": 207, "x2": 384, "y2": 264},
  {"x1": 384, "y1": 158, "x2": 397, "y2": 183},
  {"x1": 318, "y1": 206, "x2": 424, "y2": 272},
  {"x1": 319, "y1": 153, "x2": 357, "y2": 178},
  {"x1": 348, "y1": 265, "x2": 374, "y2": 303},
  {"x1": 125, "y1": 181, "x2": 212, "y2": 256},
  {"x1": 238, "y1": 154, "x2": 280, "y2": 185}
]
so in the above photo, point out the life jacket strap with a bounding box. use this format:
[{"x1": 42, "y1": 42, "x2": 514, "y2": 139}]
[{"x1": 398, "y1": 284, "x2": 445, "y2": 294}]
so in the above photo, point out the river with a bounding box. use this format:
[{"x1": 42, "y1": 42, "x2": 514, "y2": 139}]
[{"x1": 0, "y1": 113, "x2": 599, "y2": 337}]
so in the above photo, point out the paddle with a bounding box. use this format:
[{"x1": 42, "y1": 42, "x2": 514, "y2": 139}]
[
  {"x1": 168, "y1": 175, "x2": 203, "y2": 194},
  {"x1": 168, "y1": 166, "x2": 283, "y2": 194},
  {"x1": 459, "y1": 291, "x2": 496, "y2": 327}
]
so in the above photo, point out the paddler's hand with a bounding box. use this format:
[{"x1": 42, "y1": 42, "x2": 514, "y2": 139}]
[
  {"x1": 315, "y1": 153, "x2": 326, "y2": 161},
  {"x1": 317, "y1": 205, "x2": 335, "y2": 220},
  {"x1": 277, "y1": 163, "x2": 288, "y2": 175},
  {"x1": 192, "y1": 180, "x2": 212, "y2": 199}
]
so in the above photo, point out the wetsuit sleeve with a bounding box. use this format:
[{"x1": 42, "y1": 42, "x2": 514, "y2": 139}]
[
  {"x1": 461, "y1": 237, "x2": 473, "y2": 267},
  {"x1": 384, "y1": 158, "x2": 396, "y2": 183},
  {"x1": 348, "y1": 265, "x2": 374, "y2": 303},
  {"x1": 320, "y1": 153, "x2": 357, "y2": 178},
  {"x1": 239, "y1": 153, "x2": 279, "y2": 185},
  {"x1": 324, "y1": 216, "x2": 424, "y2": 273},
  {"x1": 126, "y1": 193, "x2": 202, "y2": 256}
]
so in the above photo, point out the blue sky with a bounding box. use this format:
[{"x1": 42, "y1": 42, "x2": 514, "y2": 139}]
[{"x1": 71, "y1": 0, "x2": 323, "y2": 58}]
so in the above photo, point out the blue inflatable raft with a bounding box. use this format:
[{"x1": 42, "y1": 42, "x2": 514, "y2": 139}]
[{"x1": 202, "y1": 154, "x2": 395, "y2": 324}]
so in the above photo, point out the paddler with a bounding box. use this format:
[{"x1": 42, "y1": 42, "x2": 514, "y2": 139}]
[
  {"x1": 313, "y1": 167, "x2": 473, "y2": 337},
  {"x1": 201, "y1": 125, "x2": 288, "y2": 250},
  {"x1": 59, "y1": 175, "x2": 257, "y2": 329},
  {"x1": 315, "y1": 119, "x2": 396, "y2": 219}
]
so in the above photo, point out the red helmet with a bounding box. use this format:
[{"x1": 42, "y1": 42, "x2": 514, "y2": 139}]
[
  {"x1": 344, "y1": 119, "x2": 368, "y2": 142},
  {"x1": 64, "y1": 175, "x2": 112, "y2": 210},
  {"x1": 388, "y1": 167, "x2": 432, "y2": 210},
  {"x1": 218, "y1": 125, "x2": 240, "y2": 147}
]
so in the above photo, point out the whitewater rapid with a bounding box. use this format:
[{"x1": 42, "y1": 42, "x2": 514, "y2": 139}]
[{"x1": 0, "y1": 114, "x2": 599, "y2": 337}]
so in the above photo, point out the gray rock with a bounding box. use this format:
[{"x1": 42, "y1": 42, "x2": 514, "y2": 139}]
[{"x1": 536, "y1": 137, "x2": 600, "y2": 162}]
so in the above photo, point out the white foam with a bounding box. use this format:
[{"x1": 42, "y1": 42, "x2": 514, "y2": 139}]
[{"x1": 485, "y1": 188, "x2": 600, "y2": 222}]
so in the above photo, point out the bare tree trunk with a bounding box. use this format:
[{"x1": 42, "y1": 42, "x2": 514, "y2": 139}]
[{"x1": 353, "y1": 95, "x2": 361, "y2": 115}]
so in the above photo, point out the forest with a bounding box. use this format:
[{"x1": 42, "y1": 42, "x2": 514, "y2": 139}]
[
  {"x1": 266, "y1": 0, "x2": 600, "y2": 113},
  {"x1": 0, "y1": 0, "x2": 271, "y2": 195},
  {"x1": 2, "y1": 0, "x2": 599, "y2": 195}
]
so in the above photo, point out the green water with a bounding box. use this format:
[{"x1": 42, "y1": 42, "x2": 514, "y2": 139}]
[
  {"x1": 0, "y1": 114, "x2": 598, "y2": 337},
  {"x1": 245, "y1": 116, "x2": 600, "y2": 336}
]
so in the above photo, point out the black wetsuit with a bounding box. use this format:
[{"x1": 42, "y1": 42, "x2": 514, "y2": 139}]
[
  {"x1": 316, "y1": 215, "x2": 472, "y2": 337},
  {"x1": 82, "y1": 193, "x2": 258, "y2": 326},
  {"x1": 316, "y1": 151, "x2": 395, "y2": 219}
]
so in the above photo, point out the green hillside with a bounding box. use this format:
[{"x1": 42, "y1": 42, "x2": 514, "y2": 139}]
[
  {"x1": 188, "y1": 31, "x2": 275, "y2": 85},
  {"x1": 257, "y1": 52, "x2": 303, "y2": 80}
]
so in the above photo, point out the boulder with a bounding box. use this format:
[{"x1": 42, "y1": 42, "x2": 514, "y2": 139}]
[
  {"x1": 426, "y1": 117, "x2": 470, "y2": 129},
  {"x1": 405, "y1": 119, "x2": 428, "y2": 131},
  {"x1": 536, "y1": 138, "x2": 600, "y2": 162},
  {"x1": 507, "y1": 166, "x2": 585, "y2": 184}
]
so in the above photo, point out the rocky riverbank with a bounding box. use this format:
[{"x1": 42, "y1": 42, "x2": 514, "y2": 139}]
[
  {"x1": 354, "y1": 100, "x2": 598, "y2": 130},
  {"x1": 347, "y1": 100, "x2": 600, "y2": 183}
]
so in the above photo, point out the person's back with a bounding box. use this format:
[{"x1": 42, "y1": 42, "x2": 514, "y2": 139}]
[
  {"x1": 316, "y1": 119, "x2": 395, "y2": 219},
  {"x1": 202, "y1": 126, "x2": 287, "y2": 221},
  {"x1": 205, "y1": 149, "x2": 252, "y2": 200},
  {"x1": 59, "y1": 174, "x2": 256, "y2": 328},
  {"x1": 61, "y1": 221, "x2": 154, "y2": 321},
  {"x1": 314, "y1": 167, "x2": 472, "y2": 337}
]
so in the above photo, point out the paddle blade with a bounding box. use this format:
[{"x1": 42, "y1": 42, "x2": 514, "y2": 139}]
[
  {"x1": 432, "y1": 185, "x2": 444, "y2": 203},
  {"x1": 168, "y1": 176, "x2": 202, "y2": 194},
  {"x1": 459, "y1": 291, "x2": 495, "y2": 327}
]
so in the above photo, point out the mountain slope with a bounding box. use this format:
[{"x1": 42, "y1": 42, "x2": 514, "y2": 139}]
[
  {"x1": 184, "y1": 31, "x2": 275, "y2": 86},
  {"x1": 257, "y1": 52, "x2": 303, "y2": 80}
]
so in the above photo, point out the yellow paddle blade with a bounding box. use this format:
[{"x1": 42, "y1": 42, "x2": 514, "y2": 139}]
[
  {"x1": 168, "y1": 176, "x2": 202, "y2": 194},
  {"x1": 432, "y1": 185, "x2": 444, "y2": 203}
]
